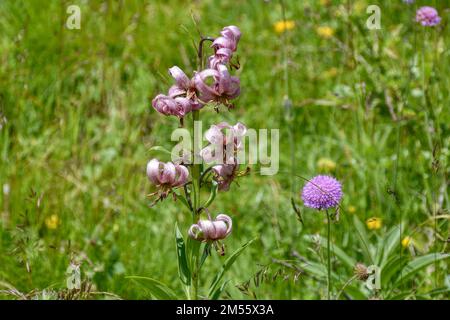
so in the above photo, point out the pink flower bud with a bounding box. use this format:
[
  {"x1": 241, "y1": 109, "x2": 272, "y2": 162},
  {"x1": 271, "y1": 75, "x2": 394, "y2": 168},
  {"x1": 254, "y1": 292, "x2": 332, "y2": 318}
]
[
  {"x1": 188, "y1": 214, "x2": 232, "y2": 241},
  {"x1": 220, "y1": 26, "x2": 241, "y2": 43}
]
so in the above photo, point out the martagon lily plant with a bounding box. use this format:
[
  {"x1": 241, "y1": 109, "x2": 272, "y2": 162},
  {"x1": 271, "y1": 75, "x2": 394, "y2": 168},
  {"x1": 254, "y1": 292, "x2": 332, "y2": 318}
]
[{"x1": 130, "y1": 26, "x2": 255, "y2": 300}]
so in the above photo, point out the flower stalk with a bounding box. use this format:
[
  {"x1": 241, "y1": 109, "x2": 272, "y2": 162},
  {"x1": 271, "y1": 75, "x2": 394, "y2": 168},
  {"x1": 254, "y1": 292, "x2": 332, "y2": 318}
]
[
  {"x1": 326, "y1": 209, "x2": 332, "y2": 300},
  {"x1": 147, "y1": 25, "x2": 243, "y2": 300}
]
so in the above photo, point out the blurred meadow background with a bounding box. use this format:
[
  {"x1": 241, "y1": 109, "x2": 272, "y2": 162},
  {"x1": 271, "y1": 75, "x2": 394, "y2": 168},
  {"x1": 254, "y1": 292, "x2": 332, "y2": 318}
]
[{"x1": 0, "y1": 0, "x2": 449, "y2": 299}]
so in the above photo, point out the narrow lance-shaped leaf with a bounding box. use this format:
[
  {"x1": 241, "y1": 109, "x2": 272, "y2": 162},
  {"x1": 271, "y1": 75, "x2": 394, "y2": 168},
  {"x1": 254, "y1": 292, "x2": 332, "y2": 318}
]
[
  {"x1": 395, "y1": 253, "x2": 450, "y2": 285},
  {"x1": 175, "y1": 223, "x2": 191, "y2": 285},
  {"x1": 208, "y1": 238, "x2": 256, "y2": 298},
  {"x1": 126, "y1": 276, "x2": 178, "y2": 300}
]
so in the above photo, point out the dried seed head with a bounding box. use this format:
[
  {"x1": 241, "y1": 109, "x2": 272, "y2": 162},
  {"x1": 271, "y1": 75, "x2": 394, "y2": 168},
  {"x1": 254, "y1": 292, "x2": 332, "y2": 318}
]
[{"x1": 354, "y1": 263, "x2": 369, "y2": 281}]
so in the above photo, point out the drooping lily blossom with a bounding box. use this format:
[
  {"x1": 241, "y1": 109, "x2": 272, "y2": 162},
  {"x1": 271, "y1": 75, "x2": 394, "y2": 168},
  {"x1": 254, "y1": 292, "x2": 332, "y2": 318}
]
[
  {"x1": 146, "y1": 159, "x2": 189, "y2": 203},
  {"x1": 194, "y1": 64, "x2": 240, "y2": 105},
  {"x1": 152, "y1": 94, "x2": 194, "y2": 118},
  {"x1": 212, "y1": 163, "x2": 238, "y2": 191},
  {"x1": 200, "y1": 122, "x2": 247, "y2": 191},
  {"x1": 208, "y1": 26, "x2": 241, "y2": 69},
  {"x1": 200, "y1": 122, "x2": 247, "y2": 164},
  {"x1": 188, "y1": 213, "x2": 232, "y2": 242},
  {"x1": 152, "y1": 66, "x2": 202, "y2": 118},
  {"x1": 211, "y1": 26, "x2": 241, "y2": 54}
]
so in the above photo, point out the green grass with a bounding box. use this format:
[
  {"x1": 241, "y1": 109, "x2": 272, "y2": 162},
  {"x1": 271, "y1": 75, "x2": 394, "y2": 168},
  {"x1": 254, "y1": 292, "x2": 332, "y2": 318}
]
[{"x1": 0, "y1": 0, "x2": 448, "y2": 299}]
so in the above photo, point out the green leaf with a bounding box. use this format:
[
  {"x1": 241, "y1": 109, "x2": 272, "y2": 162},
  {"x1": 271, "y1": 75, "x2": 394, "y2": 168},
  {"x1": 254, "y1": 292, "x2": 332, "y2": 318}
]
[
  {"x1": 148, "y1": 145, "x2": 172, "y2": 156},
  {"x1": 304, "y1": 235, "x2": 356, "y2": 269},
  {"x1": 380, "y1": 255, "x2": 408, "y2": 290},
  {"x1": 126, "y1": 276, "x2": 178, "y2": 300},
  {"x1": 208, "y1": 238, "x2": 256, "y2": 298},
  {"x1": 298, "y1": 261, "x2": 327, "y2": 278},
  {"x1": 175, "y1": 223, "x2": 191, "y2": 286},
  {"x1": 202, "y1": 181, "x2": 218, "y2": 209},
  {"x1": 199, "y1": 242, "x2": 212, "y2": 269},
  {"x1": 377, "y1": 225, "x2": 401, "y2": 267},
  {"x1": 353, "y1": 215, "x2": 374, "y2": 264},
  {"x1": 395, "y1": 253, "x2": 450, "y2": 285},
  {"x1": 173, "y1": 193, "x2": 191, "y2": 211},
  {"x1": 210, "y1": 280, "x2": 230, "y2": 300},
  {"x1": 186, "y1": 237, "x2": 201, "y2": 273}
]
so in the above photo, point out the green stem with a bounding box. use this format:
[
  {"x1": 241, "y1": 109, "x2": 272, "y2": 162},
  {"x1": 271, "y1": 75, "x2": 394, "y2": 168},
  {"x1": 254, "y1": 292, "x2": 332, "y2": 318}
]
[
  {"x1": 326, "y1": 210, "x2": 332, "y2": 300},
  {"x1": 190, "y1": 109, "x2": 201, "y2": 300},
  {"x1": 190, "y1": 35, "x2": 214, "y2": 300},
  {"x1": 192, "y1": 110, "x2": 201, "y2": 215}
]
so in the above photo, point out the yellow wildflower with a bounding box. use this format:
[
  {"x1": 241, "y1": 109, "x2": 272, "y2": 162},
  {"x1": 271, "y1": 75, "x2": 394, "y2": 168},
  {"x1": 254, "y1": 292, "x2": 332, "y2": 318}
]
[
  {"x1": 317, "y1": 158, "x2": 337, "y2": 172},
  {"x1": 274, "y1": 20, "x2": 295, "y2": 34},
  {"x1": 353, "y1": 0, "x2": 367, "y2": 15},
  {"x1": 45, "y1": 214, "x2": 60, "y2": 230},
  {"x1": 323, "y1": 67, "x2": 338, "y2": 78},
  {"x1": 366, "y1": 217, "x2": 382, "y2": 230},
  {"x1": 402, "y1": 236, "x2": 412, "y2": 248},
  {"x1": 347, "y1": 206, "x2": 356, "y2": 214},
  {"x1": 316, "y1": 26, "x2": 335, "y2": 39}
]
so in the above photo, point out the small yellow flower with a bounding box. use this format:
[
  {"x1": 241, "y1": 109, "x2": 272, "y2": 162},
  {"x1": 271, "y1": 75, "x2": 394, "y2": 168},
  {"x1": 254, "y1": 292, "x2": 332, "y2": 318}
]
[
  {"x1": 402, "y1": 236, "x2": 412, "y2": 248},
  {"x1": 347, "y1": 206, "x2": 356, "y2": 214},
  {"x1": 317, "y1": 157, "x2": 336, "y2": 172},
  {"x1": 366, "y1": 217, "x2": 382, "y2": 230},
  {"x1": 319, "y1": 0, "x2": 331, "y2": 6},
  {"x1": 45, "y1": 214, "x2": 60, "y2": 230},
  {"x1": 323, "y1": 67, "x2": 338, "y2": 78},
  {"x1": 316, "y1": 26, "x2": 335, "y2": 39},
  {"x1": 353, "y1": 0, "x2": 367, "y2": 15},
  {"x1": 274, "y1": 20, "x2": 295, "y2": 34}
]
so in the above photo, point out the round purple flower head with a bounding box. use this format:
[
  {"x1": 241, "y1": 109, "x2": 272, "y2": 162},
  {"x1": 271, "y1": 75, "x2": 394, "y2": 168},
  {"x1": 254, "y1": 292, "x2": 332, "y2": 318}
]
[
  {"x1": 301, "y1": 175, "x2": 343, "y2": 210},
  {"x1": 416, "y1": 6, "x2": 441, "y2": 27}
]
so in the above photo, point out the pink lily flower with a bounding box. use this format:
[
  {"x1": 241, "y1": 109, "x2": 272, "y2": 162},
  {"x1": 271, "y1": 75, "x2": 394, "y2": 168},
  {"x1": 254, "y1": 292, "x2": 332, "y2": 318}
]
[
  {"x1": 194, "y1": 64, "x2": 240, "y2": 104},
  {"x1": 146, "y1": 159, "x2": 189, "y2": 202},
  {"x1": 188, "y1": 214, "x2": 232, "y2": 242}
]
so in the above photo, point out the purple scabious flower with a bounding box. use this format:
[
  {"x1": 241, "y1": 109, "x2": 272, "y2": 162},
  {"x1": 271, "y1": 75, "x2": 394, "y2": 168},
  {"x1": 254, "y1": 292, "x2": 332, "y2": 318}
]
[
  {"x1": 416, "y1": 6, "x2": 441, "y2": 27},
  {"x1": 301, "y1": 175, "x2": 342, "y2": 210}
]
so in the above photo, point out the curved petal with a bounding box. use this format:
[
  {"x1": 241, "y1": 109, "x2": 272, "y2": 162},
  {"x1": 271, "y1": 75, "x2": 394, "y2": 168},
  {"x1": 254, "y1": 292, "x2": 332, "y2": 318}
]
[
  {"x1": 188, "y1": 224, "x2": 203, "y2": 240},
  {"x1": 152, "y1": 94, "x2": 177, "y2": 116},
  {"x1": 226, "y1": 77, "x2": 240, "y2": 99},
  {"x1": 212, "y1": 220, "x2": 228, "y2": 239},
  {"x1": 205, "y1": 125, "x2": 224, "y2": 144},
  {"x1": 198, "y1": 220, "x2": 215, "y2": 240},
  {"x1": 159, "y1": 162, "x2": 176, "y2": 184},
  {"x1": 200, "y1": 145, "x2": 218, "y2": 163},
  {"x1": 172, "y1": 165, "x2": 189, "y2": 187},
  {"x1": 168, "y1": 85, "x2": 186, "y2": 98},
  {"x1": 146, "y1": 159, "x2": 161, "y2": 185},
  {"x1": 193, "y1": 69, "x2": 219, "y2": 102},
  {"x1": 173, "y1": 97, "x2": 192, "y2": 117},
  {"x1": 216, "y1": 214, "x2": 233, "y2": 237},
  {"x1": 221, "y1": 25, "x2": 241, "y2": 43},
  {"x1": 211, "y1": 36, "x2": 236, "y2": 52},
  {"x1": 233, "y1": 122, "x2": 247, "y2": 137},
  {"x1": 168, "y1": 66, "x2": 190, "y2": 90}
]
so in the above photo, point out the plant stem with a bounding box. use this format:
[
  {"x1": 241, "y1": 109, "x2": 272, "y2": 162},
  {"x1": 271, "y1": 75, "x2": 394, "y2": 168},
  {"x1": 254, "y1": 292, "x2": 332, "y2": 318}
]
[
  {"x1": 192, "y1": 110, "x2": 201, "y2": 214},
  {"x1": 190, "y1": 35, "x2": 214, "y2": 300},
  {"x1": 326, "y1": 210, "x2": 332, "y2": 300}
]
